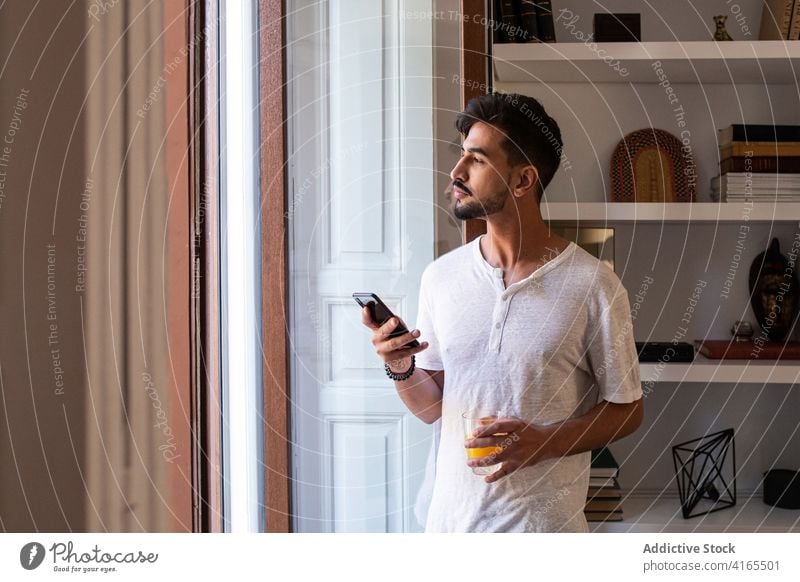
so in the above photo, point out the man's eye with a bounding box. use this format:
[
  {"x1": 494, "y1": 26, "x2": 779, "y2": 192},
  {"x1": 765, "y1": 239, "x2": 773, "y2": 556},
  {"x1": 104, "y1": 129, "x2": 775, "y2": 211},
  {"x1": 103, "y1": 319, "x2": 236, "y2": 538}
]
[{"x1": 459, "y1": 150, "x2": 483, "y2": 164}]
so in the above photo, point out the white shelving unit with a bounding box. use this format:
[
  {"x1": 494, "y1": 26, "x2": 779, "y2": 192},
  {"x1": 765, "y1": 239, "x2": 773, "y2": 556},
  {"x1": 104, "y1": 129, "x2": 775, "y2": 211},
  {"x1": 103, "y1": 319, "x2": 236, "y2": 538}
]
[
  {"x1": 492, "y1": 3, "x2": 800, "y2": 532},
  {"x1": 541, "y1": 201, "x2": 800, "y2": 223},
  {"x1": 590, "y1": 494, "x2": 800, "y2": 533},
  {"x1": 639, "y1": 355, "x2": 800, "y2": 385},
  {"x1": 494, "y1": 41, "x2": 800, "y2": 84}
]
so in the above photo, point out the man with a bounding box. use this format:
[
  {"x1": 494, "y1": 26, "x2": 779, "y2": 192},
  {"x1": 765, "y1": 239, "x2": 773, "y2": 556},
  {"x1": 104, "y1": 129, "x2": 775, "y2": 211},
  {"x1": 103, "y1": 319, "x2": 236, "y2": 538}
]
[{"x1": 361, "y1": 92, "x2": 643, "y2": 532}]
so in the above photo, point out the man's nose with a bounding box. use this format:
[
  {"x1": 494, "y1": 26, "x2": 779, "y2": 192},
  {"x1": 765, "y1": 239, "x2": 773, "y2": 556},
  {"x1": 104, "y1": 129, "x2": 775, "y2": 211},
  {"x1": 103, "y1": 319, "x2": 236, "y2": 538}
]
[{"x1": 450, "y1": 157, "x2": 467, "y2": 183}]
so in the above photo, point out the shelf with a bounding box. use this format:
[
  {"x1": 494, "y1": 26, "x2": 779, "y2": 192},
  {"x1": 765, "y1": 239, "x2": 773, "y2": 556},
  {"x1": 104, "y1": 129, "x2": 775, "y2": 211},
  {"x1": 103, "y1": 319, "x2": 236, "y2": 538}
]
[
  {"x1": 590, "y1": 493, "x2": 800, "y2": 532},
  {"x1": 638, "y1": 355, "x2": 800, "y2": 385},
  {"x1": 541, "y1": 201, "x2": 800, "y2": 223},
  {"x1": 493, "y1": 41, "x2": 800, "y2": 84}
]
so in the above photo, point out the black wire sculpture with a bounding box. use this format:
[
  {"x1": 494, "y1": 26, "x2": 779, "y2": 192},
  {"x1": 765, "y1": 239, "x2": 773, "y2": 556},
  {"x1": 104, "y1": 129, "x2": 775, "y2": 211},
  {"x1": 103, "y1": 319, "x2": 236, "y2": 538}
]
[{"x1": 672, "y1": 428, "x2": 736, "y2": 519}]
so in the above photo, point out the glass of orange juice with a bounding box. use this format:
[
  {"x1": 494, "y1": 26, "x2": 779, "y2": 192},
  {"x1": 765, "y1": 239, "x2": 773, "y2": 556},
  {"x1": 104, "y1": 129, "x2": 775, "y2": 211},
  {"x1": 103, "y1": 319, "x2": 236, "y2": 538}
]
[{"x1": 462, "y1": 412, "x2": 504, "y2": 476}]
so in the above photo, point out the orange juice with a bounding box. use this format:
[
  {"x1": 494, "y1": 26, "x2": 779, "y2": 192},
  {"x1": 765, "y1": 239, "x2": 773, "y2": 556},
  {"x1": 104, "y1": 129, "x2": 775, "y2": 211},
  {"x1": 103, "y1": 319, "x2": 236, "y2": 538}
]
[
  {"x1": 464, "y1": 418, "x2": 506, "y2": 459},
  {"x1": 462, "y1": 412, "x2": 505, "y2": 475},
  {"x1": 465, "y1": 444, "x2": 502, "y2": 459}
]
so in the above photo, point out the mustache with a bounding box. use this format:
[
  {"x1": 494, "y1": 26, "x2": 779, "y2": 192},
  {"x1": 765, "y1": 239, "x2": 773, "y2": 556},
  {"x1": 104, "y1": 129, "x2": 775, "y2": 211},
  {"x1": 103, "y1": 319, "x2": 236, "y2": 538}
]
[{"x1": 446, "y1": 181, "x2": 471, "y2": 198}]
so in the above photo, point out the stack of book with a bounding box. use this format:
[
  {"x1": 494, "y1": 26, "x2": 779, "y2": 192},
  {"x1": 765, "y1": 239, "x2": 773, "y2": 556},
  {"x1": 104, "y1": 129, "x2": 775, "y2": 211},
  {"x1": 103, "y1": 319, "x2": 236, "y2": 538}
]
[
  {"x1": 493, "y1": 0, "x2": 556, "y2": 44},
  {"x1": 759, "y1": 0, "x2": 800, "y2": 40},
  {"x1": 712, "y1": 124, "x2": 800, "y2": 202},
  {"x1": 585, "y1": 447, "x2": 624, "y2": 522},
  {"x1": 711, "y1": 173, "x2": 800, "y2": 202}
]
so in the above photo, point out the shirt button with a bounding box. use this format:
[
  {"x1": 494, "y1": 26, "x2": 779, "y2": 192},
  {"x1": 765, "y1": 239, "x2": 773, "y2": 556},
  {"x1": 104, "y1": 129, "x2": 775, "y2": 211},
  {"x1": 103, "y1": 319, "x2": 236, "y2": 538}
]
[
  {"x1": 501, "y1": 294, "x2": 508, "y2": 301},
  {"x1": 495, "y1": 322, "x2": 501, "y2": 329}
]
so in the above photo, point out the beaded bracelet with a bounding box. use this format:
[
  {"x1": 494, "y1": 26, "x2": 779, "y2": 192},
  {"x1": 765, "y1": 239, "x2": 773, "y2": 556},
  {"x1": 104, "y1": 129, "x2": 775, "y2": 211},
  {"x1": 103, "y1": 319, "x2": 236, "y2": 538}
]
[{"x1": 384, "y1": 355, "x2": 415, "y2": 381}]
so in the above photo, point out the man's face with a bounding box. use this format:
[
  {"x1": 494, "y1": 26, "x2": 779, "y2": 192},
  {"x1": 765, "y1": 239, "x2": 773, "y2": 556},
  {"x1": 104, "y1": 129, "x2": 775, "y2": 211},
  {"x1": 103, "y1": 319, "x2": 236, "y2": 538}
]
[{"x1": 447, "y1": 121, "x2": 513, "y2": 221}]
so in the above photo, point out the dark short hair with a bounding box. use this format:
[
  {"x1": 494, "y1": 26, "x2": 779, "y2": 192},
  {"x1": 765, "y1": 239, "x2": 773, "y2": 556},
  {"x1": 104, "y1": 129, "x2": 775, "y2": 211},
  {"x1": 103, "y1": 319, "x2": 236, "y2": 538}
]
[{"x1": 455, "y1": 92, "x2": 563, "y2": 201}]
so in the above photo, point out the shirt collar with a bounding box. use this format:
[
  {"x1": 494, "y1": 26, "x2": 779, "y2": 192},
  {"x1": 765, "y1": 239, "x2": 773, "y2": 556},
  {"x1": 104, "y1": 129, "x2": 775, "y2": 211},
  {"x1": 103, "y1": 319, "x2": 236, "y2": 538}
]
[{"x1": 473, "y1": 234, "x2": 577, "y2": 288}]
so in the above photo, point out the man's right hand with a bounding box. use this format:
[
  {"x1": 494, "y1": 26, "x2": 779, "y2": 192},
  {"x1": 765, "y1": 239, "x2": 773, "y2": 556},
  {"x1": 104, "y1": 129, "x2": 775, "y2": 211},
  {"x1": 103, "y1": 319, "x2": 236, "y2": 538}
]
[{"x1": 361, "y1": 306, "x2": 429, "y2": 373}]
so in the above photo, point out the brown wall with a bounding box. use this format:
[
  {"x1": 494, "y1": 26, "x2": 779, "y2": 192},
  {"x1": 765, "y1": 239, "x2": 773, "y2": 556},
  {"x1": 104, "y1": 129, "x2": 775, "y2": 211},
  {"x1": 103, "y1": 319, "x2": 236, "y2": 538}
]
[
  {"x1": 0, "y1": 1, "x2": 87, "y2": 531},
  {"x1": 434, "y1": 0, "x2": 467, "y2": 257}
]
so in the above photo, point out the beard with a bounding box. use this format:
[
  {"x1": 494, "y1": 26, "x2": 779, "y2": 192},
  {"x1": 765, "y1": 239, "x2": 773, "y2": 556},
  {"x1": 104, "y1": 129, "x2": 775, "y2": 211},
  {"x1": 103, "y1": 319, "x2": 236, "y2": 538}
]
[{"x1": 449, "y1": 184, "x2": 509, "y2": 221}]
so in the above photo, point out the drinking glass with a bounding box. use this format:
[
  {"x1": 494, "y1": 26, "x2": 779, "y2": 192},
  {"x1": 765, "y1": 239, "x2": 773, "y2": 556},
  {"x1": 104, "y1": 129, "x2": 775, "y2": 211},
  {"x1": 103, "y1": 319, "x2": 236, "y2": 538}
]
[{"x1": 462, "y1": 412, "x2": 504, "y2": 476}]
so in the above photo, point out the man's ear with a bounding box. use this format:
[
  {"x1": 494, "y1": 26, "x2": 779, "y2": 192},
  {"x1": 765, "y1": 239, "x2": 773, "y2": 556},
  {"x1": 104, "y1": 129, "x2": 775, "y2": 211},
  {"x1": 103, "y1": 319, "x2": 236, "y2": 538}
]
[{"x1": 512, "y1": 165, "x2": 539, "y2": 198}]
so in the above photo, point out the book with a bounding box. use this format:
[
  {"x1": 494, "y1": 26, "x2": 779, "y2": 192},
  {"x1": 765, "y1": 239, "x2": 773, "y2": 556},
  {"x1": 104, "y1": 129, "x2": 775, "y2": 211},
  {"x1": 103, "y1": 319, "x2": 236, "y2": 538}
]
[
  {"x1": 717, "y1": 193, "x2": 800, "y2": 197},
  {"x1": 720, "y1": 142, "x2": 800, "y2": 158},
  {"x1": 714, "y1": 190, "x2": 800, "y2": 196},
  {"x1": 718, "y1": 171, "x2": 800, "y2": 179},
  {"x1": 712, "y1": 173, "x2": 800, "y2": 188},
  {"x1": 715, "y1": 193, "x2": 800, "y2": 199},
  {"x1": 715, "y1": 195, "x2": 800, "y2": 202},
  {"x1": 714, "y1": 193, "x2": 800, "y2": 201},
  {"x1": 587, "y1": 486, "x2": 622, "y2": 499},
  {"x1": 711, "y1": 178, "x2": 800, "y2": 201},
  {"x1": 590, "y1": 447, "x2": 620, "y2": 479},
  {"x1": 498, "y1": 0, "x2": 518, "y2": 43},
  {"x1": 718, "y1": 124, "x2": 800, "y2": 143},
  {"x1": 759, "y1": 0, "x2": 795, "y2": 40},
  {"x1": 492, "y1": 0, "x2": 506, "y2": 44},
  {"x1": 589, "y1": 475, "x2": 619, "y2": 488},
  {"x1": 534, "y1": 1, "x2": 556, "y2": 42},
  {"x1": 585, "y1": 498, "x2": 623, "y2": 512},
  {"x1": 584, "y1": 509, "x2": 623, "y2": 522},
  {"x1": 695, "y1": 339, "x2": 800, "y2": 360},
  {"x1": 518, "y1": 0, "x2": 540, "y2": 42},
  {"x1": 713, "y1": 187, "x2": 800, "y2": 200},
  {"x1": 720, "y1": 156, "x2": 800, "y2": 174},
  {"x1": 790, "y1": 0, "x2": 800, "y2": 39}
]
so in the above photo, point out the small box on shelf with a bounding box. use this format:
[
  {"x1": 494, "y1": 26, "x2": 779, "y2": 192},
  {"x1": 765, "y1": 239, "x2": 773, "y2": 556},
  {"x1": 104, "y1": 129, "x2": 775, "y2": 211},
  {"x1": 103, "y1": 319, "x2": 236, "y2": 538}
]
[{"x1": 593, "y1": 13, "x2": 640, "y2": 42}]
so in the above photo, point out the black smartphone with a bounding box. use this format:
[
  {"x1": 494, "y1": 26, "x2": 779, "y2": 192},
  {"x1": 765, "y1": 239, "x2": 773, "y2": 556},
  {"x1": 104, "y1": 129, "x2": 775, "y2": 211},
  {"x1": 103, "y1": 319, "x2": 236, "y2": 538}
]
[{"x1": 352, "y1": 292, "x2": 420, "y2": 348}]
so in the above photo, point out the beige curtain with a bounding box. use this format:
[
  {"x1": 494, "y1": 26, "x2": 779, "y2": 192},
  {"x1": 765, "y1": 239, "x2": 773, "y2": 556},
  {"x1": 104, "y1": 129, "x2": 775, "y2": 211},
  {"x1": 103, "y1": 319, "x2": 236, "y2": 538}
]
[{"x1": 83, "y1": 0, "x2": 191, "y2": 532}]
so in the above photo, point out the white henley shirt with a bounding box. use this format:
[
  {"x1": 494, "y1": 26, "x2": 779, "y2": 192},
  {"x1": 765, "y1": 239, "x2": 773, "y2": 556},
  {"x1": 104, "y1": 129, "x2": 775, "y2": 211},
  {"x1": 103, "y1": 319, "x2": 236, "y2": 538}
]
[{"x1": 414, "y1": 234, "x2": 642, "y2": 532}]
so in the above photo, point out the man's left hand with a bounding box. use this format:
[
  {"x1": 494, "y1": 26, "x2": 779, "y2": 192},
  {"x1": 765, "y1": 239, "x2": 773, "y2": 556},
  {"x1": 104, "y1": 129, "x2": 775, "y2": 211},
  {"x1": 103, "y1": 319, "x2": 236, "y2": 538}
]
[{"x1": 464, "y1": 417, "x2": 559, "y2": 484}]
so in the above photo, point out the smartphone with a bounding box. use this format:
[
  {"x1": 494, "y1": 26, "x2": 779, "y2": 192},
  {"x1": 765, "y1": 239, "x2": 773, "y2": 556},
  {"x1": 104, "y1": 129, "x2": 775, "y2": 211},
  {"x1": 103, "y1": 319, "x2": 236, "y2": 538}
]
[{"x1": 352, "y1": 292, "x2": 420, "y2": 348}]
